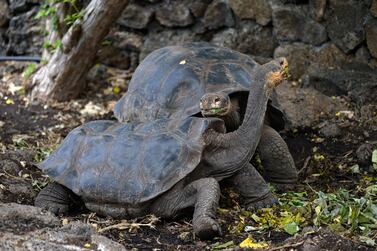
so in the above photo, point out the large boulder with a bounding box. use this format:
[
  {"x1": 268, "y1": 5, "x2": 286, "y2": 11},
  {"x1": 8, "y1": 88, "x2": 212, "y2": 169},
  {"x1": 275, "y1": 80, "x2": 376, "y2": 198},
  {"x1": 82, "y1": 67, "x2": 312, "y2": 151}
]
[
  {"x1": 272, "y1": 85, "x2": 347, "y2": 130},
  {"x1": 272, "y1": 84, "x2": 346, "y2": 129},
  {"x1": 155, "y1": 2, "x2": 194, "y2": 27},
  {"x1": 271, "y1": 4, "x2": 327, "y2": 45},
  {"x1": 302, "y1": 64, "x2": 377, "y2": 104},
  {"x1": 274, "y1": 42, "x2": 347, "y2": 79},
  {"x1": 365, "y1": 17, "x2": 377, "y2": 58},
  {"x1": 117, "y1": 4, "x2": 153, "y2": 29},
  {"x1": 139, "y1": 29, "x2": 198, "y2": 61},
  {"x1": 309, "y1": 0, "x2": 327, "y2": 21},
  {"x1": 211, "y1": 20, "x2": 276, "y2": 57},
  {"x1": 325, "y1": 0, "x2": 368, "y2": 53},
  {"x1": 229, "y1": 0, "x2": 272, "y2": 25},
  {"x1": 0, "y1": 0, "x2": 9, "y2": 27},
  {"x1": 371, "y1": 0, "x2": 377, "y2": 17},
  {"x1": 6, "y1": 7, "x2": 43, "y2": 55},
  {"x1": 203, "y1": 0, "x2": 235, "y2": 30}
]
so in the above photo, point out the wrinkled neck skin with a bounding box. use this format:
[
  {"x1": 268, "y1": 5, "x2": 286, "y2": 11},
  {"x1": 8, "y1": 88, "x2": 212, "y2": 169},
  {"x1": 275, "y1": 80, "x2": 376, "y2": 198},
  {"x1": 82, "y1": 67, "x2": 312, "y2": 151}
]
[
  {"x1": 204, "y1": 66, "x2": 271, "y2": 173},
  {"x1": 220, "y1": 97, "x2": 241, "y2": 132}
]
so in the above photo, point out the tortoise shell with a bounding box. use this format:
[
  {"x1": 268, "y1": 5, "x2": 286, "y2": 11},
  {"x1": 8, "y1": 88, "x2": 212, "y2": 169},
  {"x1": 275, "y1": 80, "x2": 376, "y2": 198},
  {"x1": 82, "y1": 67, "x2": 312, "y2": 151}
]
[
  {"x1": 114, "y1": 43, "x2": 284, "y2": 130},
  {"x1": 38, "y1": 117, "x2": 225, "y2": 204}
]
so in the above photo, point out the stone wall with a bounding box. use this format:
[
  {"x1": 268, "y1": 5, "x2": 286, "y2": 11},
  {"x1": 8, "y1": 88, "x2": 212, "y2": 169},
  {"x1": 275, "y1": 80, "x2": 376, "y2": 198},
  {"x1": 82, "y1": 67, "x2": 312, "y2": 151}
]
[{"x1": 0, "y1": 0, "x2": 376, "y2": 103}]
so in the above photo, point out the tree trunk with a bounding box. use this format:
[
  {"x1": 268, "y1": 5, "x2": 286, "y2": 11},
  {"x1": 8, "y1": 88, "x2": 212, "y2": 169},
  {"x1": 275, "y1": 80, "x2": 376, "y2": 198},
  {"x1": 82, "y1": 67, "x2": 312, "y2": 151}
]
[{"x1": 31, "y1": 0, "x2": 129, "y2": 102}]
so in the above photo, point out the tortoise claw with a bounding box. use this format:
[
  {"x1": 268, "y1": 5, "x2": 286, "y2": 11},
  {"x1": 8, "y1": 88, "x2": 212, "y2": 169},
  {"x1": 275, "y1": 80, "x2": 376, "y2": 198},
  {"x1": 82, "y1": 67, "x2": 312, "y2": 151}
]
[
  {"x1": 245, "y1": 192, "x2": 278, "y2": 210},
  {"x1": 193, "y1": 216, "x2": 222, "y2": 240}
]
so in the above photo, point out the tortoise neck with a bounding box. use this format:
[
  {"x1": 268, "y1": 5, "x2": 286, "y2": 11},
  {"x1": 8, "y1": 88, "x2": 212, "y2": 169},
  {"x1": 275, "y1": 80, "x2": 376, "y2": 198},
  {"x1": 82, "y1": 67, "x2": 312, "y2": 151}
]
[{"x1": 219, "y1": 69, "x2": 270, "y2": 156}]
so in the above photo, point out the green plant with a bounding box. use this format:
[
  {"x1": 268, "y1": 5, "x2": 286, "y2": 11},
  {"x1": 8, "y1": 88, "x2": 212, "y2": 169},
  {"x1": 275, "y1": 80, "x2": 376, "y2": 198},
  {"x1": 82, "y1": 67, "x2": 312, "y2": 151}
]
[{"x1": 23, "y1": 63, "x2": 37, "y2": 80}]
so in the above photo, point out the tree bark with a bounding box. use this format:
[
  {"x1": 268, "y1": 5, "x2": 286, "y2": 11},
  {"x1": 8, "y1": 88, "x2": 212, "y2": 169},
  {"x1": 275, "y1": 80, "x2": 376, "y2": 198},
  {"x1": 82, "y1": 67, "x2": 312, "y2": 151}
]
[{"x1": 31, "y1": 0, "x2": 129, "y2": 102}]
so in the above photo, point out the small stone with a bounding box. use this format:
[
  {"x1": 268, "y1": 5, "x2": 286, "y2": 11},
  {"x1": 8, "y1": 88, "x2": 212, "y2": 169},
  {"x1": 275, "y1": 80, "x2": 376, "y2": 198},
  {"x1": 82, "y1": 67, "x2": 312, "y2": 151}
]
[
  {"x1": 318, "y1": 122, "x2": 341, "y2": 137},
  {"x1": 355, "y1": 46, "x2": 372, "y2": 63},
  {"x1": 0, "y1": 0, "x2": 9, "y2": 27},
  {"x1": 365, "y1": 18, "x2": 377, "y2": 59},
  {"x1": 117, "y1": 4, "x2": 153, "y2": 29},
  {"x1": 356, "y1": 143, "x2": 373, "y2": 166},
  {"x1": 371, "y1": 0, "x2": 377, "y2": 17},
  {"x1": 229, "y1": 0, "x2": 272, "y2": 25},
  {"x1": 155, "y1": 3, "x2": 193, "y2": 27},
  {"x1": 272, "y1": 5, "x2": 327, "y2": 45},
  {"x1": 203, "y1": 0, "x2": 235, "y2": 30},
  {"x1": 112, "y1": 31, "x2": 144, "y2": 51},
  {"x1": 325, "y1": 0, "x2": 368, "y2": 53},
  {"x1": 178, "y1": 231, "x2": 191, "y2": 241},
  {"x1": 309, "y1": 0, "x2": 326, "y2": 21}
]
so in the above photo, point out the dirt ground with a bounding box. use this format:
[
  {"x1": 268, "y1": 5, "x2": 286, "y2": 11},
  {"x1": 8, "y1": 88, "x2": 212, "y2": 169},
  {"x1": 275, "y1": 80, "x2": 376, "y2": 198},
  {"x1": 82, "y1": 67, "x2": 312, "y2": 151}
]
[{"x1": 0, "y1": 61, "x2": 376, "y2": 250}]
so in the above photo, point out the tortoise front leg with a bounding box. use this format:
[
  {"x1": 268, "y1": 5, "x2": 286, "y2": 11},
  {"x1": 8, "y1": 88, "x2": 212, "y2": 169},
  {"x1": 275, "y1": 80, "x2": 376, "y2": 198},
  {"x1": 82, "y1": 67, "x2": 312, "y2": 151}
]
[
  {"x1": 227, "y1": 163, "x2": 278, "y2": 210},
  {"x1": 34, "y1": 182, "x2": 82, "y2": 214},
  {"x1": 151, "y1": 178, "x2": 221, "y2": 240},
  {"x1": 257, "y1": 125, "x2": 298, "y2": 190}
]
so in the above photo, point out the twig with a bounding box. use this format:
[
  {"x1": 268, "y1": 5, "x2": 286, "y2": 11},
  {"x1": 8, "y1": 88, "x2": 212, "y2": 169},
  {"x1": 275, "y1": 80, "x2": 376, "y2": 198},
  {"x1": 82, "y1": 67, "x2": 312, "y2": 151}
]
[
  {"x1": 298, "y1": 156, "x2": 311, "y2": 175},
  {"x1": 268, "y1": 241, "x2": 305, "y2": 250},
  {"x1": 98, "y1": 215, "x2": 159, "y2": 233}
]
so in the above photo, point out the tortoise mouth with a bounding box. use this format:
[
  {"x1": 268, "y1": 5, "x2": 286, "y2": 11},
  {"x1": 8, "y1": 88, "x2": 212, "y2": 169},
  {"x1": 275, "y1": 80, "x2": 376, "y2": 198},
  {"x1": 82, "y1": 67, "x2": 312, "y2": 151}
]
[{"x1": 201, "y1": 106, "x2": 230, "y2": 117}]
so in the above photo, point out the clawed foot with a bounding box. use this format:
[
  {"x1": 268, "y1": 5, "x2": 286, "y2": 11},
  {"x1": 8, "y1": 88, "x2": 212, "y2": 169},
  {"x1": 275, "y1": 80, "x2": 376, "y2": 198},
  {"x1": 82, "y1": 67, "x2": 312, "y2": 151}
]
[
  {"x1": 245, "y1": 192, "x2": 278, "y2": 210},
  {"x1": 193, "y1": 216, "x2": 222, "y2": 240}
]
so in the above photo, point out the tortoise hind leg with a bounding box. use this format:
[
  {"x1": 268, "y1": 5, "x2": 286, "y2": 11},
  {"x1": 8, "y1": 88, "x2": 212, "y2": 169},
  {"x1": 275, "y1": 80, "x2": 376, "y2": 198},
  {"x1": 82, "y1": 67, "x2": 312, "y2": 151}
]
[
  {"x1": 227, "y1": 163, "x2": 278, "y2": 210},
  {"x1": 257, "y1": 125, "x2": 298, "y2": 191},
  {"x1": 151, "y1": 178, "x2": 221, "y2": 240},
  {"x1": 35, "y1": 182, "x2": 81, "y2": 214}
]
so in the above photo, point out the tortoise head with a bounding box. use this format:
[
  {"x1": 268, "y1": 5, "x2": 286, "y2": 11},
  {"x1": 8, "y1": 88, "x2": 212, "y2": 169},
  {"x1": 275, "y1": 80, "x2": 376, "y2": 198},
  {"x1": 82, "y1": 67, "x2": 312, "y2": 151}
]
[
  {"x1": 262, "y1": 57, "x2": 289, "y2": 89},
  {"x1": 200, "y1": 93, "x2": 231, "y2": 117}
]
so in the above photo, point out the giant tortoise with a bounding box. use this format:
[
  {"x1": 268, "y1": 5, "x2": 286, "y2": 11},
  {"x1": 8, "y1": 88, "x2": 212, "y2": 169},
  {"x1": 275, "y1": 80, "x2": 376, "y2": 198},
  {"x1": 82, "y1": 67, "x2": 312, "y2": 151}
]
[
  {"x1": 35, "y1": 57, "x2": 288, "y2": 239},
  {"x1": 114, "y1": 43, "x2": 297, "y2": 188}
]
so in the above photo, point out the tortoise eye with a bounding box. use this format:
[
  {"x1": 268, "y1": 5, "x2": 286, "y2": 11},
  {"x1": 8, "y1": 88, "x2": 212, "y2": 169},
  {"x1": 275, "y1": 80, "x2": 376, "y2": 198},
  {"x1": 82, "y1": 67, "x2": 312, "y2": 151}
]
[{"x1": 214, "y1": 97, "x2": 220, "y2": 102}]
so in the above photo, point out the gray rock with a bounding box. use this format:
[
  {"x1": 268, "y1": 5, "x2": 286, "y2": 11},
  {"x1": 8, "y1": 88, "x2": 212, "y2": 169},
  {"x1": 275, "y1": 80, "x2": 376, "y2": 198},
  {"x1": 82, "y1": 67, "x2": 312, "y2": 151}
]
[
  {"x1": 140, "y1": 29, "x2": 198, "y2": 61},
  {"x1": 212, "y1": 20, "x2": 276, "y2": 57},
  {"x1": 97, "y1": 45, "x2": 130, "y2": 70},
  {"x1": 112, "y1": 31, "x2": 144, "y2": 51},
  {"x1": 325, "y1": 0, "x2": 368, "y2": 53},
  {"x1": 318, "y1": 122, "x2": 341, "y2": 137},
  {"x1": 371, "y1": 0, "x2": 377, "y2": 17},
  {"x1": 271, "y1": 84, "x2": 346, "y2": 129},
  {"x1": 0, "y1": 221, "x2": 126, "y2": 251},
  {"x1": 6, "y1": 7, "x2": 43, "y2": 55},
  {"x1": 0, "y1": 203, "x2": 60, "y2": 232},
  {"x1": 355, "y1": 46, "x2": 372, "y2": 63},
  {"x1": 274, "y1": 42, "x2": 347, "y2": 79},
  {"x1": 365, "y1": 17, "x2": 377, "y2": 58},
  {"x1": 302, "y1": 64, "x2": 377, "y2": 104},
  {"x1": 117, "y1": 4, "x2": 153, "y2": 29},
  {"x1": 309, "y1": 0, "x2": 327, "y2": 21},
  {"x1": 8, "y1": 0, "x2": 39, "y2": 13},
  {"x1": 0, "y1": 0, "x2": 9, "y2": 27},
  {"x1": 272, "y1": 5, "x2": 327, "y2": 45},
  {"x1": 156, "y1": 3, "x2": 193, "y2": 27},
  {"x1": 203, "y1": 0, "x2": 235, "y2": 30},
  {"x1": 229, "y1": 0, "x2": 272, "y2": 25},
  {"x1": 356, "y1": 143, "x2": 373, "y2": 166},
  {"x1": 186, "y1": 0, "x2": 212, "y2": 18}
]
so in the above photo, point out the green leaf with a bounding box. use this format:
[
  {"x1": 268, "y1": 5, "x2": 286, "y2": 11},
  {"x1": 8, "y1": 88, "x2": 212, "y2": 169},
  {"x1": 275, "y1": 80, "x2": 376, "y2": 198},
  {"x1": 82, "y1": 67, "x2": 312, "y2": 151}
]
[
  {"x1": 212, "y1": 241, "x2": 235, "y2": 250},
  {"x1": 284, "y1": 222, "x2": 299, "y2": 235},
  {"x1": 359, "y1": 236, "x2": 376, "y2": 246}
]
